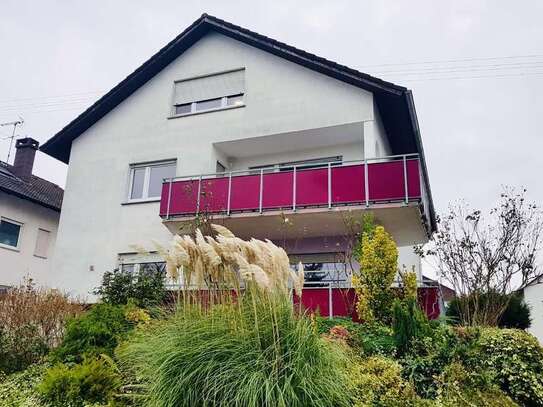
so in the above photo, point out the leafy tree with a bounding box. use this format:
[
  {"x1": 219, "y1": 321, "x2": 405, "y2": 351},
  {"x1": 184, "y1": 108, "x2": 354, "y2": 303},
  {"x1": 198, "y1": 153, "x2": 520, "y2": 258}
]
[{"x1": 416, "y1": 188, "x2": 543, "y2": 326}]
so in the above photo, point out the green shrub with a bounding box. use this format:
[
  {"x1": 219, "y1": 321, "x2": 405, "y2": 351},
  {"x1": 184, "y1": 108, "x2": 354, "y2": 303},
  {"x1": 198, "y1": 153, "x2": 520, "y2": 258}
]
[
  {"x1": 446, "y1": 293, "x2": 531, "y2": 329},
  {"x1": 392, "y1": 298, "x2": 431, "y2": 355},
  {"x1": 476, "y1": 328, "x2": 543, "y2": 405},
  {"x1": 0, "y1": 324, "x2": 48, "y2": 374},
  {"x1": 119, "y1": 295, "x2": 353, "y2": 407},
  {"x1": 435, "y1": 362, "x2": 518, "y2": 407},
  {"x1": 93, "y1": 264, "x2": 167, "y2": 308},
  {"x1": 52, "y1": 303, "x2": 133, "y2": 363},
  {"x1": 498, "y1": 294, "x2": 532, "y2": 329},
  {"x1": 0, "y1": 363, "x2": 49, "y2": 407},
  {"x1": 350, "y1": 355, "x2": 420, "y2": 407},
  {"x1": 400, "y1": 324, "x2": 481, "y2": 399},
  {"x1": 315, "y1": 317, "x2": 397, "y2": 357},
  {"x1": 38, "y1": 356, "x2": 120, "y2": 406}
]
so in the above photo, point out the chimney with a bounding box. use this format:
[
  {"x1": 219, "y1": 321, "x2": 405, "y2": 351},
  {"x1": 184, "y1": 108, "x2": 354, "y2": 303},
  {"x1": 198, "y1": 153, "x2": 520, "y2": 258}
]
[{"x1": 13, "y1": 137, "x2": 39, "y2": 181}]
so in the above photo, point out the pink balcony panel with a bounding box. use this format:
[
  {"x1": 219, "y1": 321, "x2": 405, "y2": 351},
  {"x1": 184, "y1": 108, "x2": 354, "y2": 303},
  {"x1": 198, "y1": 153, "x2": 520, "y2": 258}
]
[
  {"x1": 199, "y1": 178, "x2": 229, "y2": 213},
  {"x1": 331, "y1": 164, "x2": 365, "y2": 203},
  {"x1": 230, "y1": 175, "x2": 260, "y2": 211},
  {"x1": 160, "y1": 179, "x2": 200, "y2": 216},
  {"x1": 406, "y1": 160, "x2": 422, "y2": 198},
  {"x1": 160, "y1": 157, "x2": 423, "y2": 218},
  {"x1": 296, "y1": 168, "x2": 328, "y2": 206},
  {"x1": 262, "y1": 172, "x2": 293, "y2": 209}
]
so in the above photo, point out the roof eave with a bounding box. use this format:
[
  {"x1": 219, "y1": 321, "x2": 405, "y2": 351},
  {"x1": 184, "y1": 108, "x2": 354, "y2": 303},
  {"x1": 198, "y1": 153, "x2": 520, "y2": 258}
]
[
  {"x1": 404, "y1": 90, "x2": 437, "y2": 234},
  {"x1": 0, "y1": 186, "x2": 61, "y2": 212}
]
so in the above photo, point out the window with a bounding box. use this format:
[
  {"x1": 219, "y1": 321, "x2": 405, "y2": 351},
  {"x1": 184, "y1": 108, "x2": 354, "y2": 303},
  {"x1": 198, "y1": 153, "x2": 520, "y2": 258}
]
[
  {"x1": 128, "y1": 161, "x2": 176, "y2": 201},
  {"x1": 216, "y1": 161, "x2": 226, "y2": 174},
  {"x1": 172, "y1": 69, "x2": 245, "y2": 116},
  {"x1": 280, "y1": 156, "x2": 342, "y2": 171},
  {"x1": 248, "y1": 156, "x2": 343, "y2": 174},
  {"x1": 289, "y1": 253, "x2": 348, "y2": 287},
  {"x1": 0, "y1": 218, "x2": 22, "y2": 249},
  {"x1": 34, "y1": 228, "x2": 51, "y2": 258}
]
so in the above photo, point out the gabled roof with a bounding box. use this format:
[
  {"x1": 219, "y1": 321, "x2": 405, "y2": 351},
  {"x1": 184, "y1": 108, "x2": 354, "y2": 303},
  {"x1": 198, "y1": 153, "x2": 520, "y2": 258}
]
[
  {"x1": 40, "y1": 13, "x2": 436, "y2": 231},
  {"x1": 0, "y1": 161, "x2": 63, "y2": 212}
]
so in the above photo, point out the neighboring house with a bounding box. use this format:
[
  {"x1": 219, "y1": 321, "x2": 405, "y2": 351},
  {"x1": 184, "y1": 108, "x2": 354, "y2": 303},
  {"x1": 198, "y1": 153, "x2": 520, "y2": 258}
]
[
  {"x1": 41, "y1": 14, "x2": 436, "y2": 303},
  {"x1": 0, "y1": 137, "x2": 63, "y2": 287},
  {"x1": 522, "y1": 276, "x2": 543, "y2": 344},
  {"x1": 421, "y1": 275, "x2": 456, "y2": 317}
]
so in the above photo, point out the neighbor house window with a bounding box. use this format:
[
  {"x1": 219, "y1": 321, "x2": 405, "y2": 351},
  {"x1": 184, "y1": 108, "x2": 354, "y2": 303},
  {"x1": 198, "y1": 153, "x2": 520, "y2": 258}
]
[
  {"x1": 34, "y1": 228, "x2": 51, "y2": 258},
  {"x1": 173, "y1": 69, "x2": 245, "y2": 116},
  {"x1": 0, "y1": 218, "x2": 22, "y2": 249},
  {"x1": 128, "y1": 161, "x2": 176, "y2": 201}
]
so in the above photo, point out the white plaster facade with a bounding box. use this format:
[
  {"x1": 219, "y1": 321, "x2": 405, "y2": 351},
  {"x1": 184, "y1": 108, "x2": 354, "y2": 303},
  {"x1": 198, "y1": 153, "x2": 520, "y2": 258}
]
[
  {"x1": 50, "y1": 31, "x2": 429, "y2": 299},
  {"x1": 0, "y1": 192, "x2": 60, "y2": 287}
]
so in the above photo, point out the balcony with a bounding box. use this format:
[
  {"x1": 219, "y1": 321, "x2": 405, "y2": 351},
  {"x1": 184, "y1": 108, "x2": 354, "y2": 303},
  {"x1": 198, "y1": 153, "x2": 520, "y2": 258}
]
[{"x1": 160, "y1": 154, "x2": 430, "y2": 239}]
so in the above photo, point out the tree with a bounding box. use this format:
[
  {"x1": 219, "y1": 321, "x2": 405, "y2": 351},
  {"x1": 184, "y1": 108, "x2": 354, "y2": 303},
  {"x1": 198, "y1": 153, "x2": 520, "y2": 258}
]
[
  {"x1": 352, "y1": 215, "x2": 399, "y2": 324},
  {"x1": 416, "y1": 188, "x2": 542, "y2": 326}
]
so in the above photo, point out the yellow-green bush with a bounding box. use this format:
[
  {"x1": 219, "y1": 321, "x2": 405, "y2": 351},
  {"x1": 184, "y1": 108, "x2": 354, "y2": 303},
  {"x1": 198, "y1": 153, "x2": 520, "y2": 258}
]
[
  {"x1": 434, "y1": 362, "x2": 518, "y2": 406},
  {"x1": 350, "y1": 355, "x2": 419, "y2": 406},
  {"x1": 352, "y1": 219, "x2": 399, "y2": 324},
  {"x1": 38, "y1": 356, "x2": 120, "y2": 406}
]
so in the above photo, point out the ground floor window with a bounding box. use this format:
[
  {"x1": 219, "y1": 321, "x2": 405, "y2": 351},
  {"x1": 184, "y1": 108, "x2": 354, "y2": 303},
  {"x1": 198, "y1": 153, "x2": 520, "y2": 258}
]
[
  {"x1": 0, "y1": 217, "x2": 22, "y2": 249},
  {"x1": 289, "y1": 252, "x2": 349, "y2": 287}
]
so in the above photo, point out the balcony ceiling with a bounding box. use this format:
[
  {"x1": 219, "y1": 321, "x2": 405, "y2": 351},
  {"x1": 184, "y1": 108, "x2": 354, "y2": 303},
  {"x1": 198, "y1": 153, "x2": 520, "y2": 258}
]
[
  {"x1": 163, "y1": 204, "x2": 428, "y2": 244},
  {"x1": 213, "y1": 122, "x2": 363, "y2": 158}
]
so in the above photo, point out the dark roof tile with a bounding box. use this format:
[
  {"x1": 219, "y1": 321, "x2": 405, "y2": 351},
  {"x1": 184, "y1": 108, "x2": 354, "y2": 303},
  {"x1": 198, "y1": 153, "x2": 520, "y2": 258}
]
[{"x1": 0, "y1": 161, "x2": 63, "y2": 211}]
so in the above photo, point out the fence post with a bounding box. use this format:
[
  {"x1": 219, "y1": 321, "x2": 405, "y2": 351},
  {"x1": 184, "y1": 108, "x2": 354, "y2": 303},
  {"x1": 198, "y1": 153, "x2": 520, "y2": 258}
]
[
  {"x1": 328, "y1": 162, "x2": 332, "y2": 209},
  {"x1": 403, "y1": 155, "x2": 409, "y2": 204},
  {"x1": 292, "y1": 166, "x2": 297, "y2": 212},
  {"x1": 328, "y1": 282, "x2": 333, "y2": 320},
  {"x1": 227, "y1": 172, "x2": 232, "y2": 215},
  {"x1": 259, "y1": 168, "x2": 264, "y2": 213},
  {"x1": 196, "y1": 175, "x2": 202, "y2": 214},
  {"x1": 166, "y1": 178, "x2": 173, "y2": 220},
  {"x1": 364, "y1": 159, "x2": 369, "y2": 207}
]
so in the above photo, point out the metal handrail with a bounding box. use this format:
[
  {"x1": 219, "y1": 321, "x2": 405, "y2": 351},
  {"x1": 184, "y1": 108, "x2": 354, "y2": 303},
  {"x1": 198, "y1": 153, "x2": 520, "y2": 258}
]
[
  {"x1": 162, "y1": 152, "x2": 426, "y2": 220},
  {"x1": 162, "y1": 153, "x2": 420, "y2": 183}
]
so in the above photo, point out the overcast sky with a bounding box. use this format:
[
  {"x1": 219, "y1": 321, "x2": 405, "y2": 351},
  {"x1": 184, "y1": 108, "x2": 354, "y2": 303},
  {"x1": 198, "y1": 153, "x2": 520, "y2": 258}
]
[{"x1": 1, "y1": 0, "x2": 542, "y2": 218}]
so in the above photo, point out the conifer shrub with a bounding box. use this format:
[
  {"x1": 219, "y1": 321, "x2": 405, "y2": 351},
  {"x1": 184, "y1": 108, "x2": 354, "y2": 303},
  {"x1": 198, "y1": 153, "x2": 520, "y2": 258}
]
[{"x1": 52, "y1": 303, "x2": 133, "y2": 363}]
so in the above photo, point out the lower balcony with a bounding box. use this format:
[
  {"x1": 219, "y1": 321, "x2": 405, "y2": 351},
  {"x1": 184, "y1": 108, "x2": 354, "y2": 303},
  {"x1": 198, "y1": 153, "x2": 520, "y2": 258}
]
[{"x1": 160, "y1": 154, "x2": 430, "y2": 239}]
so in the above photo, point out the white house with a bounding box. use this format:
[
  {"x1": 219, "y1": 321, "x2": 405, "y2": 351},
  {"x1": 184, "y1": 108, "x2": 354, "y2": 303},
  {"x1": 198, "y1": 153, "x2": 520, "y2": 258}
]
[
  {"x1": 0, "y1": 137, "x2": 63, "y2": 288},
  {"x1": 41, "y1": 14, "x2": 436, "y2": 303}
]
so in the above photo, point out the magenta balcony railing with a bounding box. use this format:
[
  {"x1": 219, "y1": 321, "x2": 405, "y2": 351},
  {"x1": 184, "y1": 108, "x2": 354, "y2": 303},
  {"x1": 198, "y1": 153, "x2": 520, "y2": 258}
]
[{"x1": 160, "y1": 154, "x2": 422, "y2": 218}]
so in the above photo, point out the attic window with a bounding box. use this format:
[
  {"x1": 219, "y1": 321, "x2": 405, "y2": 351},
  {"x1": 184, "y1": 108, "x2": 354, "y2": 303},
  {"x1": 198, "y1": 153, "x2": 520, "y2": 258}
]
[{"x1": 172, "y1": 69, "x2": 245, "y2": 116}]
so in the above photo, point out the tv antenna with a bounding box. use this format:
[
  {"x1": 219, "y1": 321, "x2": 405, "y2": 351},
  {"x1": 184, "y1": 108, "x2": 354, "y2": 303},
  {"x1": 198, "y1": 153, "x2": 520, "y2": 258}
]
[{"x1": 0, "y1": 117, "x2": 24, "y2": 163}]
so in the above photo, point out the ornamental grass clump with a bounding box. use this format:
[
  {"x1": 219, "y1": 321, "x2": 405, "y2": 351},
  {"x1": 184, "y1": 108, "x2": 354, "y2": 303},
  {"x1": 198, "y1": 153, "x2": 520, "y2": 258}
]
[{"x1": 119, "y1": 225, "x2": 352, "y2": 407}]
